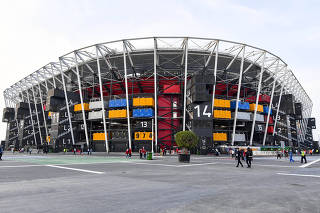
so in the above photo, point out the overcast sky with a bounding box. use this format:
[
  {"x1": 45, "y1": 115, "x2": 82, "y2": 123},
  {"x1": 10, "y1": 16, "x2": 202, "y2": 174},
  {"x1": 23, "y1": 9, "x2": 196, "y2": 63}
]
[{"x1": 1, "y1": 0, "x2": 319, "y2": 141}]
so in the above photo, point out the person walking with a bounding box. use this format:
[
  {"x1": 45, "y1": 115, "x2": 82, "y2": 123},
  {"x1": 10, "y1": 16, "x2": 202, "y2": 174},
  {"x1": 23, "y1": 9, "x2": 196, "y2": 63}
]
[
  {"x1": 142, "y1": 147, "x2": 146, "y2": 159},
  {"x1": 301, "y1": 150, "x2": 307, "y2": 163},
  {"x1": 276, "y1": 150, "x2": 282, "y2": 159},
  {"x1": 0, "y1": 145, "x2": 3, "y2": 160},
  {"x1": 125, "y1": 148, "x2": 129, "y2": 158},
  {"x1": 128, "y1": 148, "x2": 132, "y2": 158},
  {"x1": 139, "y1": 148, "x2": 142, "y2": 159},
  {"x1": 235, "y1": 149, "x2": 243, "y2": 167},
  {"x1": 73, "y1": 147, "x2": 76, "y2": 155},
  {"x1": 246, "y1": 147, "x2": 253, "y2": 168},
  {"x1": 289, "y1": 150, "x2": 294, "y2": 163}
]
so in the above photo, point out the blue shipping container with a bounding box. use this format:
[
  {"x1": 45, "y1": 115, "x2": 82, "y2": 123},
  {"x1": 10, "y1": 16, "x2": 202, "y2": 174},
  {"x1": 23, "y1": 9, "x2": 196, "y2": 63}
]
[
  {"x1": 109, "y1": 99, "x2": 132, "y2": 108},
  {"x1": 132, "y1": 108, "x2": 153, "y2": 117},
  {"x1": 109, "y1": 100, "x2": 114, "y2": 108},
  {"x1": 263, "y1": 106, "x2": 272, "y2": 115},
  {"x1": 133, "y1": 109, "x2": 141, "y2": 117},
  {"x1": 230, "y1": 101, "x2": 250, "y2": 110}
]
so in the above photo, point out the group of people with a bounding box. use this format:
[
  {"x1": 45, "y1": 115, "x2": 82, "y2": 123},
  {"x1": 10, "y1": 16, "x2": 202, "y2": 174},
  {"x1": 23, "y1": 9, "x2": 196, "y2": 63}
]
[
  {"x1": 125, "y1": 148, "x2": 132, "y2": 158},
  {"x1": 276, "y1": 149, "x2": 310, "y2": 164},
  {"x1": 139, "y1": 147, "x2": 147, "y2": 159},
  {"x1": 125, "y1": 147, "x2": 149, "y2": 159},
  {"x1": 235, "y1": 147, "x2": 253, "y2": 168}
]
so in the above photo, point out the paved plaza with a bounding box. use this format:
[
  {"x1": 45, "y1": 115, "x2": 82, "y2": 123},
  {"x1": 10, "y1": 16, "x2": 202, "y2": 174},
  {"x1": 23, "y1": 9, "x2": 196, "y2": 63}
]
[{"x1": 0, "y1": 152, "x2": 320, "y2": 213}]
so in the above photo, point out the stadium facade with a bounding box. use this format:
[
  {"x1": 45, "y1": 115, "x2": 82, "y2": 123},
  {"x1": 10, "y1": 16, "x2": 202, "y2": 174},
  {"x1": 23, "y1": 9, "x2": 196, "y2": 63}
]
[{"x1": 2, "y1": 37, "x2": 317, "y2": 153}]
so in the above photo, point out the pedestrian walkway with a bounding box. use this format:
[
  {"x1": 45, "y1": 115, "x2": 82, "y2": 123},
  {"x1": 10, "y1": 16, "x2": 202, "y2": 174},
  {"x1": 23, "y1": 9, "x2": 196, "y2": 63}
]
[{"x1": 3, "y1": 154, "x2": 137, "y2": 165}]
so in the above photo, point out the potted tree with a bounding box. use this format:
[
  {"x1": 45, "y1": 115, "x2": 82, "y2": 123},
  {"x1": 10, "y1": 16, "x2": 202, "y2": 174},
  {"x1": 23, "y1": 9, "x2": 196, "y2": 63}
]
[{"x1": 175, "y1": 131, "x2": 198, "y2": 163}]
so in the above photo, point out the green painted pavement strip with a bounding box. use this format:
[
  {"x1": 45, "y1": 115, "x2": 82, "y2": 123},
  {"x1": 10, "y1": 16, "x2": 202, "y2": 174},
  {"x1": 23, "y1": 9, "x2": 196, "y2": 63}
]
[{"x1": 5, "y1": 156, "x2": 138, "y2": 165}]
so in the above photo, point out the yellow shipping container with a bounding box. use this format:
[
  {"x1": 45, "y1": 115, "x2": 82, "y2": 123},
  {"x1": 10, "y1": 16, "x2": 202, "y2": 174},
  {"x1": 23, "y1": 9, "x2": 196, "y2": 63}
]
[
  {"x1": 133, "y1": 97, "x2": 154, "y2": 107},
  {"x1": 214, "y1": 99, "x2": 222, "y2": 108},
  {"x1": 133, "y1": 98, "x2": 140, "y2": 106},
  {"x1": 249, "y1": 104, "x2": 263, "y2": 112},
  {"x1": 134, "y1": 132, "x2": 152, "y2": 140},
  {"x1": 109, "y1": 109, "x2": 127, "y2": 118},
  {"x1": 223, "y1": 100, "x2": 231, "y2": 108},
  {"x1": 213, "y1": 133, "x2": 227, "y2": 141},
  {"x1": 225, "y1": 110, "x2": 231, "y2": 119},
  {"x1": 214, "y1": 110, "x2": 222, "y2": 118},
  {"x1": 214, "y1": 110, "x2": 231, "y2": 119},
  {"x1": 121, "y1": 109, "x2": 126, "y2": 118},
  {"x1": 134, "y1": 132, "x2": 141, "y2": 140},
  {"x1": 108, "y1": 110, "x2": 116, "y2": 118},
  {"x1": 93, "y1": 133, "x2": 108, "y2": 141},
  {"x1": 214, "y1": 99, "x2": 230, "y2": 108},
  {"x1": 74, "y1": 103, "x2": 90, "y2": 112}
]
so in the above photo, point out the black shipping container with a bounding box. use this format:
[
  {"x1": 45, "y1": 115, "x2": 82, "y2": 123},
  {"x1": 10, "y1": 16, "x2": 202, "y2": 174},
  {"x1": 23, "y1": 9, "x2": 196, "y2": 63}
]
[
  {"x1": 2, "y1": 107, "x2": 15, "y2": 122},
  {"x1": 46, "y1": 96, "x2": 65, "y2": 112},
  {"x1": 273, "y1": 94, "x2": 294, "y2": 115},
  {"x1": 308, "y1": 118, "x2": 316, "y2": 129},
  {"x1": 47, "y1": 88, "x2": 65, "y2": 99},
  {"x1": 16, "y1": 102, "x2": 29, "y2": 109},
  {"x1": 15, "y1": 108, "x2": 30, "y2": 120}
]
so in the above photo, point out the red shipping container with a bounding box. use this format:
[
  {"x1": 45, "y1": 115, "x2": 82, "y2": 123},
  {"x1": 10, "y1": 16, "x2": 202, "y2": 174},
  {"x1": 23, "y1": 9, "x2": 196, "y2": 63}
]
[
  {"x1": 246, "y1": 96, "x2": 256, "y2": 103},
  {"x1": 264, "y1": 115, "x2": 273, "y2": 124},
  {"x1": 163, "y1": 85, "x2": 180, "y2": 94},
  {"x1": 267, "y1": 126, "x2": 274, "y2": 134},
  {"x1": 259, "y1": 94, "x2": 271, "y2": 103}
]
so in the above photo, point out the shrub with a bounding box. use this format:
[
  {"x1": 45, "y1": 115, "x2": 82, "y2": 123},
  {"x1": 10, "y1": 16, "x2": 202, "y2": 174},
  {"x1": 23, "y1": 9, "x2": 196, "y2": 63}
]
[{"x1": 175, "y1": 131, "x2": 198, "y2": 150}]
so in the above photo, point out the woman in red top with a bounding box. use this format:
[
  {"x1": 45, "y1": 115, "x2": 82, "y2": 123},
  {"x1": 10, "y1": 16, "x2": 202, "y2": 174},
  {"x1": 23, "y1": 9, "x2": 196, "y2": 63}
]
[
  {"x1": 128, "y1": 148, "x2": 132, "y2": 158},
  {"x1": 125, "y1": 148, "x2": 129, "y2": 158}
]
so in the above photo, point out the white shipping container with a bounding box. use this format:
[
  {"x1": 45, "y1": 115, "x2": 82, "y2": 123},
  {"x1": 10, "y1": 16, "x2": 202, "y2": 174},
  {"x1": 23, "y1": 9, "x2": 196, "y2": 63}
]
[
  {"x1": 232, "y1": 112, "x2": 251, "y2": 121},
  {"x1": 89, "y1": 101, "x2": 108, "y2": 110},
  {"x1": 250, "y1": 113, "x2": 264, "y2": 122},
  {"x1": 233, "y1": 134, "x2": 246, "y2": 142},
  {"x1": 88, "y1": 110, "x2": 103, "y2": 120}
]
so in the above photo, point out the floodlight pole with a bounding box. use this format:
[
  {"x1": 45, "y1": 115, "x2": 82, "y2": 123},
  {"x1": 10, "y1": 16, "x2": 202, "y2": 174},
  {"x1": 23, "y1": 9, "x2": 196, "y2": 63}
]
[
  {"x1": 153, "y1": 38, "x2": 158, "y2": 152},
  {"x1": 59, "y1": 59, "x2": 75, "y2": 146},
  {"x1": 96, "y1": 46, "x2": 109, "y2": 153},
  {"x1": 231, "y1": 46, "x2": 245, "y2": 146},
  {"x1": 182, "y1": 38, "x2": 189, "y2": 131},
  {"x1": 74, "y1": 52, "x2": 90, "y2": 149},
  {"x1": 123, "y1": 41, "x2": 132, "y2": 150},
  {"x1": 250, "y1": 52, "x2": 266, "y2": 146}
]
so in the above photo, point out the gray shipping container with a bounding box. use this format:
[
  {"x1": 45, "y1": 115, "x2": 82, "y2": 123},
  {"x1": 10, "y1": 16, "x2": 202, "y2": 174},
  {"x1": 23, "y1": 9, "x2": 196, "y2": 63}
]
[
  {"x1": 88, "y1": 110, "x2": 104, "y2": 120},
  {"x1": 232, "y1": 112, "x2": 251, "y2": 121},
  {"x1": 233, "y1": 134, "x2": 246, "y2": 142},
  {"x1": 89, "y1": 100, "x2": 108, "y2": 110},
  {"x1": 250, "y1": 113, "x2": 264, "y2": 122}
]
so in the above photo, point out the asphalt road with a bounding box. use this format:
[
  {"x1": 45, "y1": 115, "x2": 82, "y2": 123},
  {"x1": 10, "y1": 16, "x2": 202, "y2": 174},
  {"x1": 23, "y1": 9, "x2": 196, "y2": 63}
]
[{"x1": 0, "y1": 152, "x2": 320, "y2": 213}]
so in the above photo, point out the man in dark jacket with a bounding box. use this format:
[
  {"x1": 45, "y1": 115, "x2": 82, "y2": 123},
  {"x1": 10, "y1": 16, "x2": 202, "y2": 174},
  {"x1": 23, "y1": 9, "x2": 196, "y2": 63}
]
[
  {"x1": 236, "y1": 149, "x2": 243, "y2": 167},
  {"x1": 246, "y1": 147, "x2": 253, "y2": 168},
  {"x1": 0, "y1": 145, "x2": 3, "y2": 160}
]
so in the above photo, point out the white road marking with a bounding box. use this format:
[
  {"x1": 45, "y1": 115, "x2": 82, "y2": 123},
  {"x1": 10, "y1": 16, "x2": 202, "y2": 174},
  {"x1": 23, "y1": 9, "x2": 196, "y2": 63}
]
[
  {"x1": 129, "y1": 162, "x2": 218, "y2": 167},
  {"x1": 127, "y1": 162, "x2": 180, "y2": 167},
  {"x1": 177, "y1": 162, "x2": 218, "y2": 167},
  {"x1": 218, "y1": 162, "x2": 295, "y2": 168},
  {"x1": 277, "y1": 173, "x2": 320, "y2": 178},
  {"x1": 46, "y1": 165, "x2": 105, "y2": 174},
  {"x1": 299, "y1": 158, "x2": 320, "y2": 168},
  {"x1": 0, "y1": 164, "x2": 44, "y2": 168}
]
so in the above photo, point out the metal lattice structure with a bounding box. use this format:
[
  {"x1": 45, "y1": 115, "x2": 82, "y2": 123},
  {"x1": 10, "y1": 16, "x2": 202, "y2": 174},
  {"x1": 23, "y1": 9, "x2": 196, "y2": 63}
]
[{"x1": 2, "y1": 37, "x2": 314, "y2": 151}]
